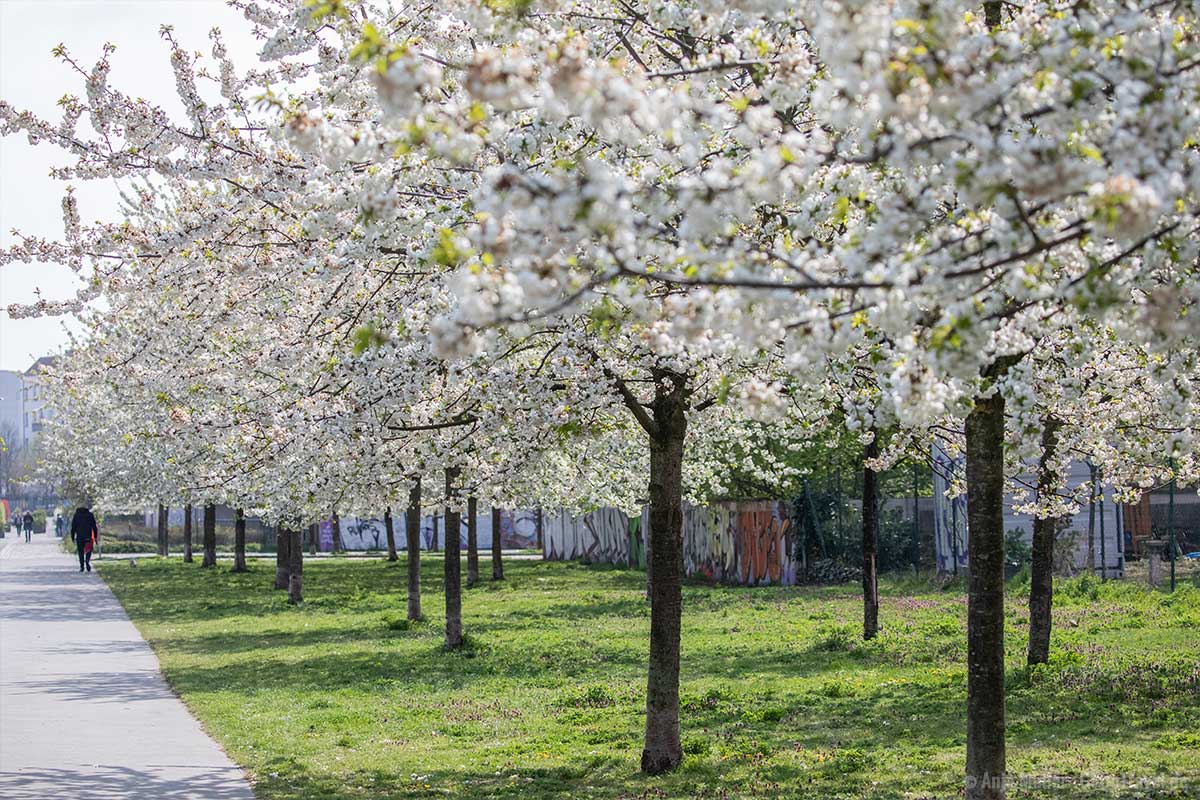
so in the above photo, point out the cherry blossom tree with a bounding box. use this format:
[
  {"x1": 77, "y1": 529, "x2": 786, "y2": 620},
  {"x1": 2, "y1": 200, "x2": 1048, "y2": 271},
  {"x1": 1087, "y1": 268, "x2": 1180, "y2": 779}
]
[{"x1": 7, "y1": 1, "x2": 1200, "y2": 796}]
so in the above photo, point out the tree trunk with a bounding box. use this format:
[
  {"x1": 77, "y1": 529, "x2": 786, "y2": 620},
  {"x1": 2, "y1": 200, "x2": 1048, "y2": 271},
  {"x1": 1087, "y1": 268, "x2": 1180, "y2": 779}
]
[
  {"x1": 157, "y1": 503, "x2": 168, "y2": 557},
  {"x1": 287, "y1": 527, "x2": 303, "y2": 604},
  {"x1": 232, "y1": 507, "x2": 248, "y2": 573},
  {"x1": 1028, "y1": 417, "x2": 1061, "y2": 667},
  {"x1": 385, "y1": 506, "x2": 398, "y2": 562},
  {"x1": 432, "y1": 513, "x2": 439, "y2": 552},
  {"x1": 491, "y1": 506, "x2": 504, "y2": 580},
  {"x1": 641, "y1": 378, "x2": 687, "y2": 775},
  {"x1": 406, "y1": 480, "x2": 422, "y2": 620},
  {"x1": 466, "y1": 495, "x2": 479, "y2": 587},
  {"x1": 201, "y1": 504, "x2": 217, "y2": 568},
  {"x1": 309, "y1": 523, "x2": 317, "y2": 555},
  {"x1": 965, "y1": 393, "x2": 1007, "y2": 800},
  {"x1": 536, "y1": 507, "x2": 544, "y2": 552},
  {"x1": 274, "y1": 525, "x2": 290, "y2": 589},
  {"x1": 183, "y1": 504, "x2": 193, "y2": 563},
  {"x1": 1086, "y1": 465, "x2": 1097, "y2": 574},
  {"x1": 443, "y1": 469, "x2": 463, "y2": 649},
  {"x1": 985, "y1": 1, "x2": 1002, "y2": 28},
  {"x1": 331, "y1": 511, "x2": 343, "y2": 554},
  {"x1": 862, "y1": 435, "x2": 880, "y2": 641}
]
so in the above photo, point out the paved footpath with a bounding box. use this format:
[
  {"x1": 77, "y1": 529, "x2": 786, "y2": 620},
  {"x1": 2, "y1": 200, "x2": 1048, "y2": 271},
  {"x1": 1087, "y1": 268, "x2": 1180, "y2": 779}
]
[{"x1": 0, "y1": 531, "x2": 255, "y2": 799}]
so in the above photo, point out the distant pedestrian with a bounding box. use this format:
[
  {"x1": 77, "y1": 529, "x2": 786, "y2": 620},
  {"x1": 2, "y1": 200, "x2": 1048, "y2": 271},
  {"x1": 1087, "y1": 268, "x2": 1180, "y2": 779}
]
[
  {"x1": 70, "y1": 506, "x2": 99, "y2": 573},
  {"x1": 55, "y1": 514, "x2": 64, "y2": 538},
  {"x1": 22, "y1": 511, "x2": 33, "y2": 543}
]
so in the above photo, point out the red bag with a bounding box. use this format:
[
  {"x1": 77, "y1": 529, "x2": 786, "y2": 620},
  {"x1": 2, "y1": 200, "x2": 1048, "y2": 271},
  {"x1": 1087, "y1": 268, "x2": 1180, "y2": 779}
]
[{"x1": 84, "y1": 538, "x2": 94, "y2": 554}]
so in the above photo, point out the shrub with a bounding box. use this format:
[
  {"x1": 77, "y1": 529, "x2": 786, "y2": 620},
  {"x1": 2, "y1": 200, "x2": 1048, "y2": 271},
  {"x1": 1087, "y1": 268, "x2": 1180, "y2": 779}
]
[
  {"x1": 793, "y1": 495, "x2": 918, "y2": 572},
  {"x1": 383, "y1": 614, "x2": 419, "y2": 631},
  {"x1": 813, "y1": 623, "x2": 856, "y2": 652},
  {"x1": 1005, "y1": 528, "x2": 1031, "y2": 567},
  {"x1": 744, "y1": 705, "x2": 788, "y2": 723},
  {"x1": 1154, "y1": 732, "x2": 1200, "y2": 750}
]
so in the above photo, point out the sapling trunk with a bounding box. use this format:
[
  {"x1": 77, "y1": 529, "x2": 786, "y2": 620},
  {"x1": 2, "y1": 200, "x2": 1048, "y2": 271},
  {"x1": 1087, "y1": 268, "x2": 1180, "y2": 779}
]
[
  {"x1": 157, "y1": 503, "x2": 169, "y2": 557},
  {"x1": 491, "y1": 506, "x2": 503, "y2": 580},
  {"x1": 1027, "y1": 417, "x2": 1061, "y2": 666},
  {"x1": 384, "y1": 507, "x2": 398, "y2": 562},
  {"x1": 287, "y1": 528, "x2": 303, "y2": 604},
  {"x1": 232, "y1": 507, "x2": 248, "y2": 572},
  {"x1": 862, "y1": 435, "x2": 880, "y2": 640},
  {"x1": 466, "y1": 495, "x2": 479, "y2": 587},
  {"x1": 443, "y1": 468, "x2": 463, "y2": 649},
  {"x1": 406, "y1": 480, "x2": 422, "y2": 620},
  {"x1": 274, "y1": 525, "x2": 290, "y2": 589},
  {"x1": 201, "y1": 504, "x2": 217, "y2": 568},
  {"x1": 183, "y1": 504, "x2": 193, "y2": 563}
]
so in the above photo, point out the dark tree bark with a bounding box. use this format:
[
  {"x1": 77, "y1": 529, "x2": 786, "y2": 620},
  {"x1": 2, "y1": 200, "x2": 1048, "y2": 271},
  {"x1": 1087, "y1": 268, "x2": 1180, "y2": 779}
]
[
  {"x1": 965, "y1": 393, "x2": 1007, "y2": 800},
  {"x1": 201, "y1": 504, "x2": 217, "y2": 568},
  {"x1": 640, "y1": 372, "x2": 688, "y2": 775},
  {"x1": 443, "y1": 468, "x2": 463, "y2": 649},
  {"x1": 406, "y1": 480, "x2": 422, "y2": 620},
  {"x1": 183, "y1": 504, "x2": 194, "y2": 563},
  {"x1": 274, "y1": 525, "x2": 290, "y2": 589},
  {"x1": 432, "y1": 513, "x2": 439, "y2": 552},
  {"x1": 157, "y1": 503, "x2": 168, "y2": 558},
  {"x1": 287, "y1": 527, "x2": 303, "y2": 604},
  {"x1": 309, "y1": 523, "x2": 317, "y2": 555},
  {"x1": 491, "y1": 506, "x2": 504, "y2": 580},
  {"x1": 1028, "y1": 417, "x2": 1061, "y2": 666},
  {"x1": 331, "y1": 510, "x2": 343, "y2": 554},
  {"x1": 536, "y1": 507, "x2": 544, "y2": 552},
  {"x1": 1086, "y1": 464, "x2": 1097, "y2": 574},
  {"x1": 232, "y1": 507, "x2": 248, "y2": 573},
  {"x1": 985, "y1": 1, "x2": 1002, "y2": 27},
  {"x1": 466, "y1": 495, "x2": 479, "y2": 587},
  {"x1": 384, "y1": 506, "x2": 398, "y2": 562},
  {"x1": 862, "y1": 435, "x2": 880, "y2": 640}
]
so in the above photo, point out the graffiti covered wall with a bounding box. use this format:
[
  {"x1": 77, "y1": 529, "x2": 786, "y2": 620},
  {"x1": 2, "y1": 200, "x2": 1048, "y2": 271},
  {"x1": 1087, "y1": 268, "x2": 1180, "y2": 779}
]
[
  {"x1": 682, "y1": 501, "x2": 798, "y2": 586},
  {"x1": 545, "y1": 500, "x2": 797, "y2": 585},
  {"x1": 543, "y1": 507, "x2": 642, "y2": 566},
  {"x1": 330, "y1": 508, "x2": 538, "y2": 551}
]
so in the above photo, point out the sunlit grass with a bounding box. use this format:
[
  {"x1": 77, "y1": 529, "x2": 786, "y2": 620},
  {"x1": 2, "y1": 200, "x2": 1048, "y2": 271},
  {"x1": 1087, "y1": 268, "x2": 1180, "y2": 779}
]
[{"x1": 98, "y1": 558, "x2": 1200, "y2": 799}]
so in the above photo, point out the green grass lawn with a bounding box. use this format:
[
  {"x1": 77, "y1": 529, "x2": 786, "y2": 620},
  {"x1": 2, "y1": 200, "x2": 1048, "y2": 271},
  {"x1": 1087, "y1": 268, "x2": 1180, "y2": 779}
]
[{"x1": 97, "y1": 558, "x2": 1200, "y2": 799}]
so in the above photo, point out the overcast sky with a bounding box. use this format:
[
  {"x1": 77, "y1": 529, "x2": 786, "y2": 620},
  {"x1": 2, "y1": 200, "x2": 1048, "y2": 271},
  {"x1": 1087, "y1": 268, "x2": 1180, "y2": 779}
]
[{"x1": 0, "y1": 0, "x2": 262, "y2": 371}]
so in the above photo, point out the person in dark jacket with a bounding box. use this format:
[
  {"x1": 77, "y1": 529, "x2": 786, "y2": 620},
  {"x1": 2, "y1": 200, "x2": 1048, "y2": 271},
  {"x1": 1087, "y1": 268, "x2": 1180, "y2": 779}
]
[
  {"x1": 22, "y1": 511, "x2": 34, "y2": 542},
  {"x1": 70, "y1": 507, "x2": 99, "y2": 572}
]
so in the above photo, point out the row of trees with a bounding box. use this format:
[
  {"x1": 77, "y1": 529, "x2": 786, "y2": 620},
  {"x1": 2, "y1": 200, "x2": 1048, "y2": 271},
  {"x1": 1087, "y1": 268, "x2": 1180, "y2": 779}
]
[{"x1": 5, "y1": 2, "x2": 1200, "y2": 797}]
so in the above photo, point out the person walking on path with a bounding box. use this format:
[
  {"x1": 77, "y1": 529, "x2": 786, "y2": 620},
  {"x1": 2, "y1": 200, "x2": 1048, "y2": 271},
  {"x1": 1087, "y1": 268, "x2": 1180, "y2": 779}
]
[
  {"x1": 22, "y1": 512, "x2": 33, "y2": 543},
  {"x1": 0, "y1": 524, "x2": 257, "y2": 798},
  {"x1": 70, "y1": 506, "x2": 99, "y2": 572}
]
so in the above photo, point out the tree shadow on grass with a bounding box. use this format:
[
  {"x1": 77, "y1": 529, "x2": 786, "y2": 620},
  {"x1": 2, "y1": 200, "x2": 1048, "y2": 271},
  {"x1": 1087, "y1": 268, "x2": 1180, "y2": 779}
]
[{"x1": 243, "y1": 748, "x2": 1200, "y2": 800}]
